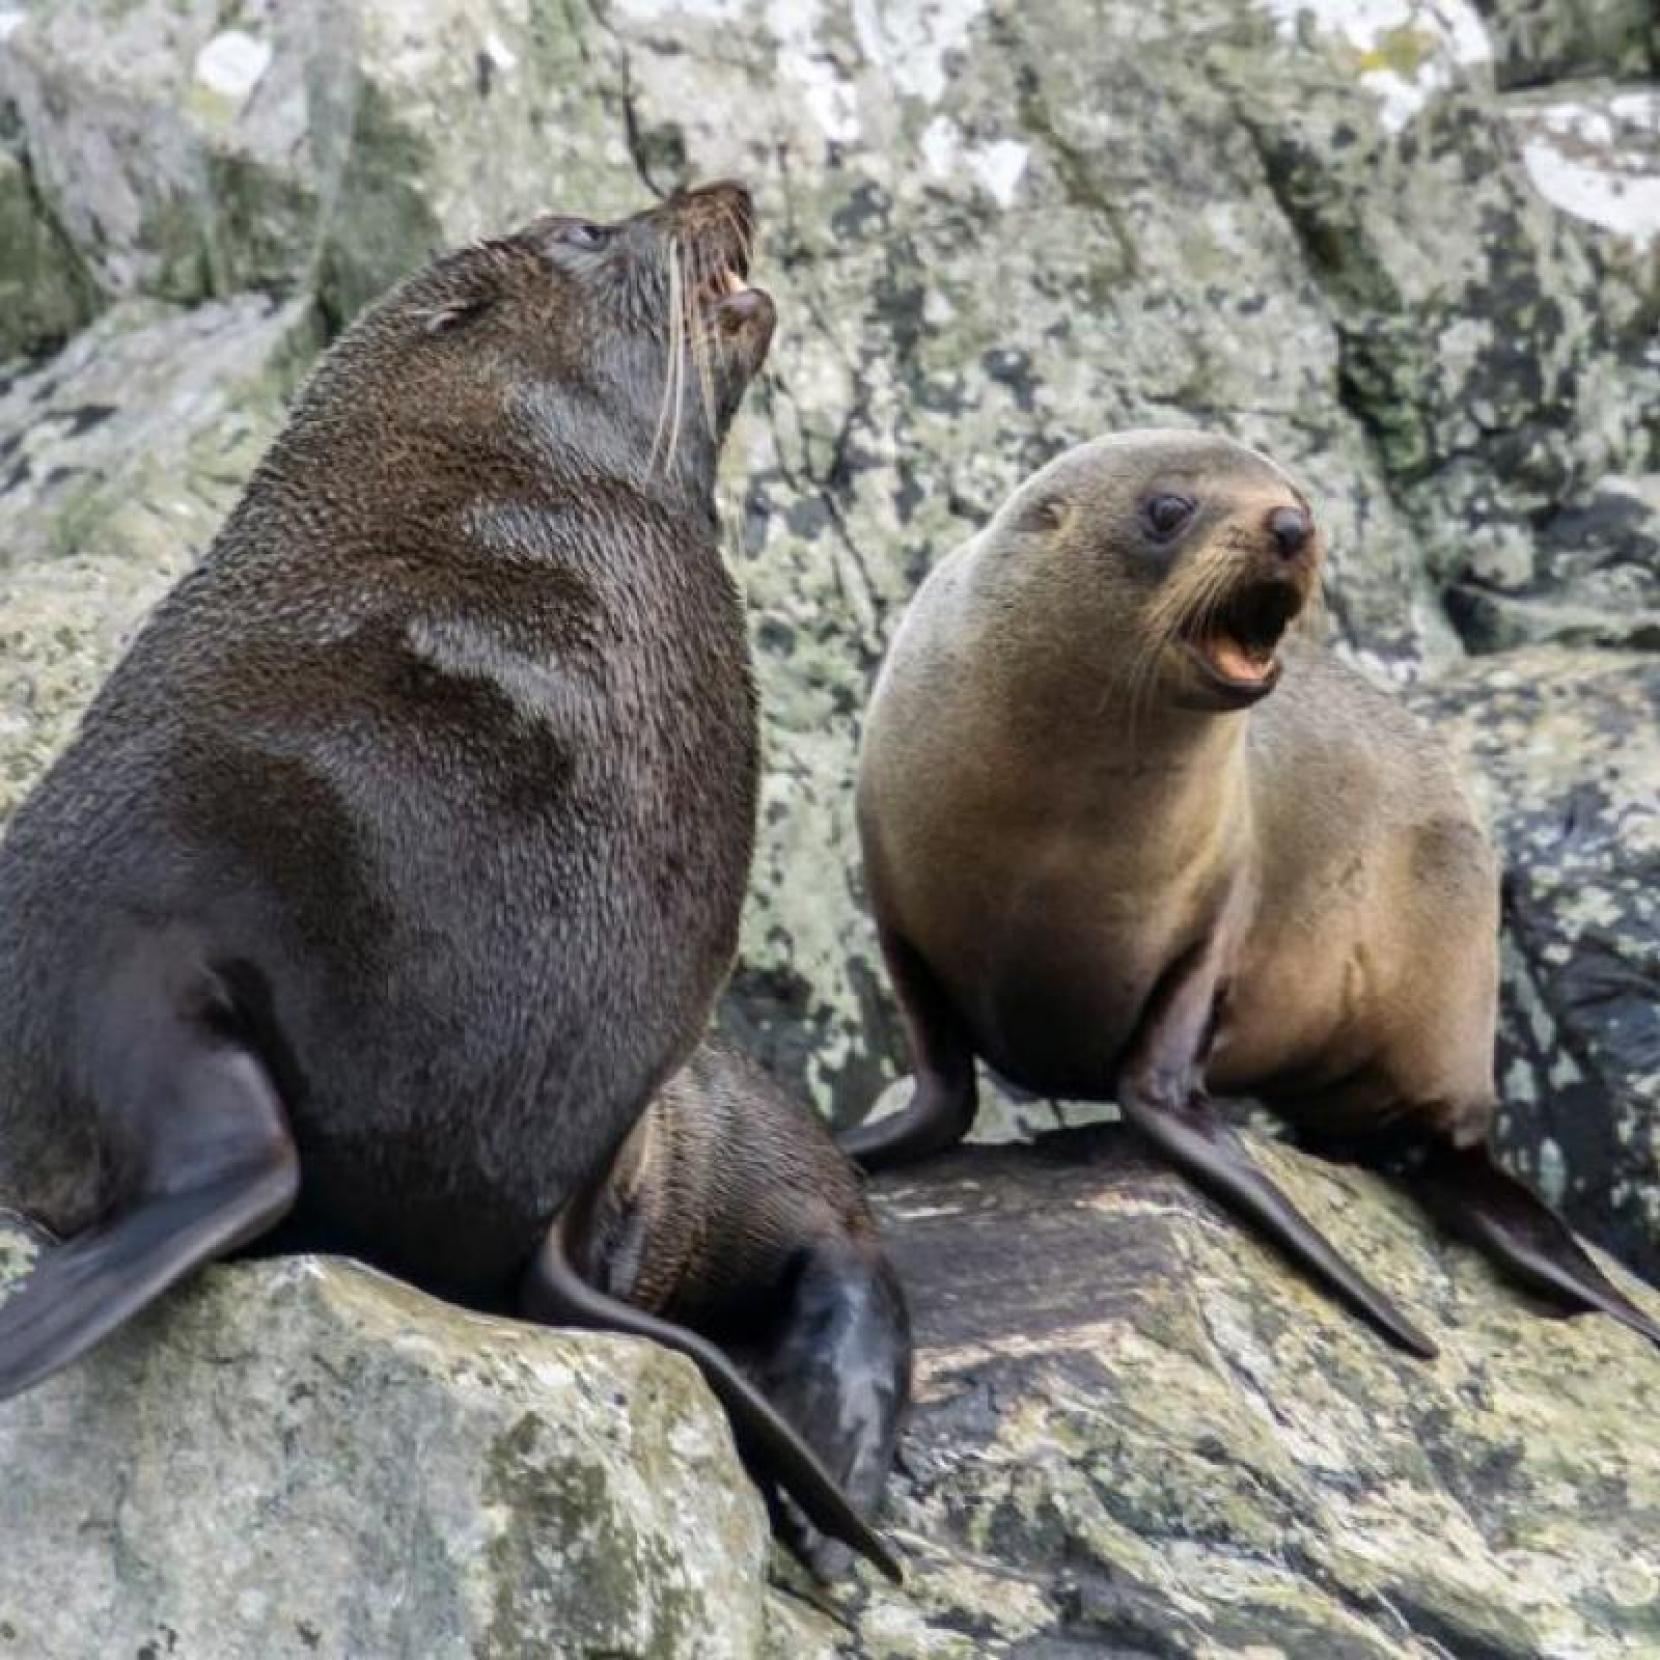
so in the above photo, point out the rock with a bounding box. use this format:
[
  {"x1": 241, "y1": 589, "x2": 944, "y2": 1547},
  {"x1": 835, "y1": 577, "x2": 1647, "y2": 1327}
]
[
  {"x1": 0, "y1": 0, "x2": 645, "y2": 322},
  {"x1": 1219, "y1": 3, "x2": 1660, "y2": 660},
  {"x1": 0, "y1": 137, "x2": 98, "y2": 361},
  {"x1": 1444, "y1": 467, "x2": 1660, "y2": 653},
  {"x1": 0, "y1": 0, "x2": 319, "y2": 305},
  {"x1": 10, "y1": 1127, "x2": 1656, "y2": 1658},
  {"x1": 1478, "y1": 0, "x2": 1658, "y2": 88},
  {"x1": 0, "y1": 292, "x2": 321, "y2": 817},
  {"x1": 0, "y1": 1222, "x2": 772, "y2": 1659},
  {"x1": 790, "y1": 1126, "x2": 1660, "y2": 1657},
  {"x1": 1413, "y1": 646, "x2": 1660, "y2": 1283}
]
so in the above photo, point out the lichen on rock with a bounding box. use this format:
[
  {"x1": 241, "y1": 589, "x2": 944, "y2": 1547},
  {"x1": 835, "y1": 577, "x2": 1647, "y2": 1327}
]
[{"x1": 0, "y1": 1225, "x2": 773, "y2": 1659}]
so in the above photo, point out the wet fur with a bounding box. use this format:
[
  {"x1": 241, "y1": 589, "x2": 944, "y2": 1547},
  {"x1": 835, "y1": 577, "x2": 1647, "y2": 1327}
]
[
  {"x1": 0, "y1": 188, "x2": 768, "y2": 1313},
  {"x1": 578, "y1": 1038, "x2": 912, "y2": 1572}
]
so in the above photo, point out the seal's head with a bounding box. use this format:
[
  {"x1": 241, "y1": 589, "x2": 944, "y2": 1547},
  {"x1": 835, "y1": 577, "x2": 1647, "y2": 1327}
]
[
  {"x1": 986, "y1": 428, "x2": 1323, "y2": 715},
  {"x1": 305, "y1": 180, "x2": 775, "y2": 496}
]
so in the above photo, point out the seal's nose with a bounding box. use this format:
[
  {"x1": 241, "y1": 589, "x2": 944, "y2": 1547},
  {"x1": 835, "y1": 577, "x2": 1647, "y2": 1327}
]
[{"x1": 1268, "y1": 505, "x2": 1312, "y2": 559}]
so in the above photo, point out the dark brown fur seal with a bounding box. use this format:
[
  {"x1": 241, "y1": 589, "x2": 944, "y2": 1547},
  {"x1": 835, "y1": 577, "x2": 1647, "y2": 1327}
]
[
  {"x1": 0, "y1": 183, "x2": 897, "y2": 1574},
  {"x1": 846, "y1": 428, "x2": 1659, "y2": 1356},
  {"x1": 540, "y1": 1037, "x2": 911, "y2": 1578}
]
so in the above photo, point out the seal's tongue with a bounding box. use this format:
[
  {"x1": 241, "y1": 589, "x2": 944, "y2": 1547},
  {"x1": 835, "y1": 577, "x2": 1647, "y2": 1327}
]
[{"x1": 1202, "y1": 633, "x2": 1276, "y2": 684}]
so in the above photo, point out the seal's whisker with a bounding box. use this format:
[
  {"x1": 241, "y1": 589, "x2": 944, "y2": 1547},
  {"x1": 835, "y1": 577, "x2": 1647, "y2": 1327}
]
[
  {"x1": 650, "y1": 240, "x2": 686, "y2": 478},
  {"x1": 1124, "y1": 550, "x2": 1239, "y2": 735},
  {"x1": 717, "y1": 197, "x2": 753, "y2": 276},
  {"x1": 687, "y1": 237, "x2": 719, "y2": 437}
]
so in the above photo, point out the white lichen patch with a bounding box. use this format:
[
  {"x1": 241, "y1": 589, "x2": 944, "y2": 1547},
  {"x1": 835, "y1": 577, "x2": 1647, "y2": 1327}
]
[
  {"x1": 1512, "y1": 90, "x2": 1660, "y2": 246},
  {"x1": 192, "y1": 30, "x2": 273, "y2": 106},
  {"x1": 1261, "y1": 0, "x2": 1491, "y2": 131},
  {"x1": 851, "y1": 0, "x2": 990, "y2": 105},
  {"x1": 919, "y1": 116, "x2": 1029, "y2": 206},
  {"x1": 967, "y1": 138, "x2": 1029, "y2": 207}
]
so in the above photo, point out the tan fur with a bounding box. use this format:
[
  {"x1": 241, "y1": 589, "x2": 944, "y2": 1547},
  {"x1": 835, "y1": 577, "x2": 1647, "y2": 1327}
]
[{"x1": 858, "y1": 429, "x2": 1501, "y2": 1143}]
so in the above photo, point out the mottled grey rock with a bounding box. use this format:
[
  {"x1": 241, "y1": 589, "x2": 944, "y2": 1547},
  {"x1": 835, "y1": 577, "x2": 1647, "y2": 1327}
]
[
  {"x1": 0, "y1": 137, "x2": 97, "y2": 361},
  {"x1": 10, "y1": 1127, "x2": 1657, "y2": 1659},
  {"x1": 783, "y1": 1126, "x2": 1660, "y2": 1657},
  {"x1": 0, "y1": 0, "x2": 320, "y2": 305},
  {"x1": 0, "y1": 0, "x2": 648, "y2": 322},
  {"x1": 0, "y1": 1225, "x2": 771, "y2": 1660},
  {"x1": 1414, "y1": 646, "x2": 1660, "y2": 1283},
  {"x1": 1479, "y1": 0, "x2": 1658, "y2": 87},
  {"x1": 0, "y1": 292, "x2": 320, "y2": 816},
  {"x1": 1446, "y1": 469, "x2": 1660, "y2": 652},
  {"x1": 1219, "y1": 3, "x2": 1659, "y2": 660}
]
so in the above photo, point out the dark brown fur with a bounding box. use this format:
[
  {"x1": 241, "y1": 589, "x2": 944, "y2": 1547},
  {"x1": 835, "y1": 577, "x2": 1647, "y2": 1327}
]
[
  {"x1": 576, "y1": 1038, "x2": 911, "y2": 1574},
  {"x1": 0, "y1": 184, "x2": 770, "y2": 1340}
]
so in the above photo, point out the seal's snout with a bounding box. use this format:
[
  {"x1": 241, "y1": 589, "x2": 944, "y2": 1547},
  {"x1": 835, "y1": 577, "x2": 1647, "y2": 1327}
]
[
  {"x1": 1268, "y1": 504, "x2": 1312, "y2": 560},
  {"x1": 668, "y1": 180, "x2": 770, "y2": 334},
  {"x1": 1174, "y1": 498, "x2": 1321, "y2": 706}
]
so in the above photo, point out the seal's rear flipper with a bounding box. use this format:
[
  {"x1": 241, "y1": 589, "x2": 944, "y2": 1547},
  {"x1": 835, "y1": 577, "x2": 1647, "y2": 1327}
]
[
  {"x1": 1407, "y1": 1143, "x2": 1660, "y2": 1348},
  {"x1": 523, "y1": 1209, "x2": 905, "y2": 1584},
  {"x1": 0, "y1": 1160, "x2": 299, "y2": 1400},
  {"x1": 755, "y1": 1243, "x2": 911, "y2": 1581},
  {"x1": 0, "y1": 989, "x2": 300, "y2": 1404}
]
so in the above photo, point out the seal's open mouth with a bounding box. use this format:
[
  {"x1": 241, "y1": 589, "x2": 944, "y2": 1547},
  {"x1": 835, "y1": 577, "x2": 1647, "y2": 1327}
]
[
  {"x1": 694, "y1": 244, "x2": 753, "y2": 311},
  {"x1": 683, "y1": 197, "x2": 760, "y2": 326},
  {"x1": 1179, "y1": 580, "x2": 1303, "y2": 698}
]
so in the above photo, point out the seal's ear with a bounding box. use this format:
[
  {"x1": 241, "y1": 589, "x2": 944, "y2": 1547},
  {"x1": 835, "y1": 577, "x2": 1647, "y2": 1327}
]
[
  {"x1": 423, "y1": 298, "x2": 492, "y2": 336},
  {"x1": 1017, "y1": 494, "x2": 1069, "y2": 535}
]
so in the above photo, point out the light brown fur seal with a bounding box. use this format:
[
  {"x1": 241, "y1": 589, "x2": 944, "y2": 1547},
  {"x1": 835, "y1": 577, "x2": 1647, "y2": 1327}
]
[
  {"x1": 0, "y1": 181, "x2": 899, "y2": 1576},
  {"x1": 845, "y1": 428, "x2": 1658, "y2": 1355}
]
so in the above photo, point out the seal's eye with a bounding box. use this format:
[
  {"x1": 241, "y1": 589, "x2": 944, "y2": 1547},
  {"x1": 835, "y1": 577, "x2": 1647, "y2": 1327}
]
[
  {"x1": 1142, "y1": 492, "x2": 1196, "y2": 541},
  {"x1": 562, "y1": 222, "x2": 610, "y2": 249}
]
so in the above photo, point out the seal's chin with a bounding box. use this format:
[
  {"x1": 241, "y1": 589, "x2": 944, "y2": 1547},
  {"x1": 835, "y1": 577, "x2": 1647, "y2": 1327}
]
[{"x1": 1176, "y1": 579, "x2": 1303, "y2": 709}]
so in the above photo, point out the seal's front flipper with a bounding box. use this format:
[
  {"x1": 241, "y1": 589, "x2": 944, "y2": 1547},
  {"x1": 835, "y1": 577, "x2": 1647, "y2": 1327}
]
[
  {"x1": 756, "y1": 1242, "x2": 911, "y2": 1580},
  {"x1": 523, "y1": 1208, "x2": 905, "y2": 1583},
  {"x1": 1404, "y1": 1142, "x2": 1660, "y2": 1348},
  {"x1": 1118, "y1": 943, "x2": 1437, "y2": 1359},
  {"x1": 0, "y1": 1162, "x2": 297, "y2": 1399},
  {"x1": 839, "y1": 927, "x2": 977, "y2": 1171},
  {"x1": 1119, "y1": 1086, "x2": 1438, "y2": 1358},
  {"x1": 0, "y1": 1018, "x2": 299, "y2": 1401}
]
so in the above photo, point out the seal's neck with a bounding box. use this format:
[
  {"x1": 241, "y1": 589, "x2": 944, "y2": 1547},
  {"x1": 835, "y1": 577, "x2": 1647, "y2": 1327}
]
[
  {"x1": 1084, "y1": 709, "x2": 1253, "y2": 872},
  {"x1": 986, "y1": 632, "x2": 1256, "y2": 880}
]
